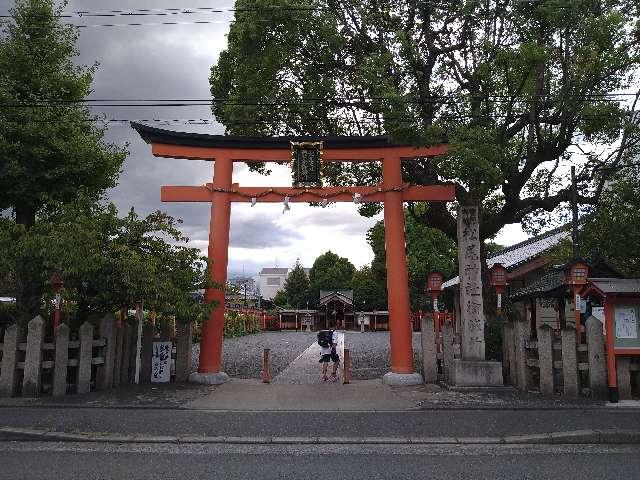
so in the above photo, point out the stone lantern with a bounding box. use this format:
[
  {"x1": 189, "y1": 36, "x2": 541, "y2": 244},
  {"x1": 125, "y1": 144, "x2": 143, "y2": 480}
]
[
  {"x1": 426, "y1": 271, "x2": 444, "y2": 312},
  {"x1": 489, "y1": 263, "x2": 508, "y2": 313},
  {"x1": 564, "y1": 259, "x2": 589, "y2": 338}
]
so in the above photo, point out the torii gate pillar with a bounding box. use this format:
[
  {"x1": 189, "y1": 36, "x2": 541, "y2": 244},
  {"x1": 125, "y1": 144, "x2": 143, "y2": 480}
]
[{"x1": 190, "y1": 157, "x2": 233, "y2": 384}]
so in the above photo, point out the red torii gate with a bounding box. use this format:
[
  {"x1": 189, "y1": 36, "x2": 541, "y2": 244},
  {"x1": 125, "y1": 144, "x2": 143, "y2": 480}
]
[{"x1": 132, "y1": 123, "x2": 455, "y2": 385}]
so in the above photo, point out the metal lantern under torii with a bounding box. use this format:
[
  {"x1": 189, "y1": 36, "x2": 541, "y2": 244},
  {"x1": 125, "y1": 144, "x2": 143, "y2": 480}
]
[
  {"x1": 489, "y1": 263, "x2": 508, "y2": 313},
  {"x1": 564, "y1": 259, "x2": 589, "y2": 337},
  {"x1": 426, "y1": 271, "x2": 445, "y2": 312}
]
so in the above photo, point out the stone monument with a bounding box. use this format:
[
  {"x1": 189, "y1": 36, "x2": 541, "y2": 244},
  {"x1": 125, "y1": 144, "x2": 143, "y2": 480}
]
[{"x1": 450, "y1": 205, "x2": 503, "y2": 387}]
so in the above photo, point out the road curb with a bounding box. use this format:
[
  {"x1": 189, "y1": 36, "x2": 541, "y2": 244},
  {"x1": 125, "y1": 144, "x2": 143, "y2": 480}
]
[{"x1": 2, "y1": 427, "x2": 640, "y2": 445}]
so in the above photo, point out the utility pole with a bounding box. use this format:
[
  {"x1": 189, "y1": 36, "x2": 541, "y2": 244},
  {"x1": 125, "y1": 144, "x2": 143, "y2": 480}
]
[{"x1": 571, "y1": 166, "x2": 579, "y2": 258}]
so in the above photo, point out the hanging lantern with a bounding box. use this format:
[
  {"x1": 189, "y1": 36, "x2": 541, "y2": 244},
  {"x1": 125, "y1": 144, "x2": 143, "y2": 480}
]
[
  {"x1": 426, "y1": 271, "x2": 445, "y2": 312},
  {"x1": 489, "y1": 263, "x2": 508, "y2": 312},
  {"x1": 564, "y1": 259, "x2": 589, "y2": 340}
]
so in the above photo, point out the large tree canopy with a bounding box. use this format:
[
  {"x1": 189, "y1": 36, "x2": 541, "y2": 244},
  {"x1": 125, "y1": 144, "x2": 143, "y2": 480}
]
[{"x1": 211, "y1": 0, "x2": 640, "y2": 240}]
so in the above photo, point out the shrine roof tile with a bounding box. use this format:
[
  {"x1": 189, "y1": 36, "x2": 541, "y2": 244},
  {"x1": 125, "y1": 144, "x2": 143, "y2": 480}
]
[
  {"x1": 585, "y1": 278, "x2": 640, "y2": 295},
  {"x1": 442, "y1": 224, "x2": 573, "y2": 289}
]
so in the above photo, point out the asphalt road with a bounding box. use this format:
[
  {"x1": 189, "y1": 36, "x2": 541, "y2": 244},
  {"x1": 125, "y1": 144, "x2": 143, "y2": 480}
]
[
  {"x1": 0, "y1": 406, "x2": 639, "y2": 438},
  {"x1": 0, "y1": 442, "x2": 638, "y2": 479}
]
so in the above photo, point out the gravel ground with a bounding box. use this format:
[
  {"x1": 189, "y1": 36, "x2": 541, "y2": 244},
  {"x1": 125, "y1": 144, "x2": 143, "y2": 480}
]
[
  {"x1": 192, "y1": 331, "x2": 421, "y2": 380},
  {"x1": 192, "y1": 332, "x2": 317, "y2": 378}
]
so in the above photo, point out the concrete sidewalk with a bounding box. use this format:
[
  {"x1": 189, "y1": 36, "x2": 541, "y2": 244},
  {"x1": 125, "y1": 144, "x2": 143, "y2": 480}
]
[{"x1": 186, "y1": 378, "x2": 418, "y2": 411}]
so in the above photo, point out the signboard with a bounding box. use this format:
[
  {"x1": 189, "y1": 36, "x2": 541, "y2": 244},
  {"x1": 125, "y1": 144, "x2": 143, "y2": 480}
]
[
  {"x1": 151, "y1": 341, "x2": 172, "y2": 383},
  {"x1": 614, "y1": 305, "x2": 640, "y2": 349},
  {"x1": 302, "y1": 314, "x2": 313, "y2": 326},
  {"x1": 358, "y1": 315, "x2": 370, "y2": 326},
  {"x1": 291, "y1": 141, "x2": 322, "y2": 187}
]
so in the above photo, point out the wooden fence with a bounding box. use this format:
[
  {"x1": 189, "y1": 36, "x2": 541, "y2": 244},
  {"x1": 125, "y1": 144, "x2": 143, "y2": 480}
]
[{"x1": 0, "y1": 314, "x2": 193, "y2": 398}]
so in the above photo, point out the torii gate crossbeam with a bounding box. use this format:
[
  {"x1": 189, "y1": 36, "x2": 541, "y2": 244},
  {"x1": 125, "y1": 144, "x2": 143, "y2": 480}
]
[{"x1": 132, "y1": 123, "x2": 455, "y2": 385}]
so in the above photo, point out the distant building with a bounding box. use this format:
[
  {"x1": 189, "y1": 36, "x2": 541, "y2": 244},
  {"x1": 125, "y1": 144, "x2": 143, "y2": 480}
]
[{"x1": 259, "y1": 267, "x2": 290, "y2": 300}]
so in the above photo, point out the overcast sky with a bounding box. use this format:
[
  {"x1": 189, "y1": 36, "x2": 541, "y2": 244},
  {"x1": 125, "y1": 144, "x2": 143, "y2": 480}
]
[{"x1": 1, "y1": 0, "x2": 528, "y2": 278}]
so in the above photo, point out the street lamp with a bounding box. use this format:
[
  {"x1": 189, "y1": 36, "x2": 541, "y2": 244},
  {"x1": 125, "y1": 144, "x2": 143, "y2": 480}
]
[{"x1": 489, "y1": 263, "x2": 508, "y2": 313}]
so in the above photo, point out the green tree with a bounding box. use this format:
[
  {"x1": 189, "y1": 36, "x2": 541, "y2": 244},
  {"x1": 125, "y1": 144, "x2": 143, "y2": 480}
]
[
  {"x1": 367, "y1": 210, "x2": 457, "y2": 310},
  {"x1": 283, "y1": 259, "x2": 310, "y2": 308},
  {"x1": 308, "y1": 251, "x2": 356, "y2": 304},
  {"x1": 272, "y1": 289, "x2": 288, "y2": 308},
  {"x1": 582, "y1": 165, "x2": 640, "y2": 277},
  {"x1": 0, "y1": 0, "x2": 126, "y2": 320},
  {"x1": 211, "y1": 0, "x2": 640, "y2": 238},
  {"x1": 351, "y1": 266, "x2": 386, "y2": 311}
]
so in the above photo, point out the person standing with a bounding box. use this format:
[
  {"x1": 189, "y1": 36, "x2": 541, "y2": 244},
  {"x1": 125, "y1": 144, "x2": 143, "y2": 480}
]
[{"x1": 318, "y1": 329, "x2": 340, "y2": 382}]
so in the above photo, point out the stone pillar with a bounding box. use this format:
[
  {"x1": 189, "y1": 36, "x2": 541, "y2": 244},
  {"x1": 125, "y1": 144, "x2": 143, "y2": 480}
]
[
  {"x1": 561, "y1": 326, "x2": 578, "y2": 397},
  {"x1": 537, "y1": 324, "x2": 554, "y2": 395},
  {"x1": 586, "y1": 316, "x2": 607, "y2": 399},
  {"x1": 421, "y1": 316, "x2": 437, "y2": 383},
  {"x1": 175, "y1": 322, "x2": 193, "y2": 382},
  {"x1": 457, "y1": 205, "x2": 485, "y2": 360},
  {"x1": 0, "y1": 324, "x2": 19, "y2": 397},
  {"x1": 514, "y1": 313, "x2": 529, "y2": 390},
  {"x1": 450, "y1": 206, "x2": 502, "y2": 387},
  {"x1": 442, "y1": 322, "x2": 454, "y2": 382},
  {"x1": 97, "y1": 314, "x2": 116, "y2": 390},
  {"x1": 52, "y1": 323, "x2": 70, "y2": 397},
  {"x1": 616, "y1": 357, "x2": 632, "y2": 400},
  {"x1": 22, "y1": 316, "x2": 45, "y2": 397},
  {"x1": 120, "y1": 322, "x2": 132, "y2": 385},
  {"x1": 77, "y1": 321, "x2": 93, "y2": 394}
]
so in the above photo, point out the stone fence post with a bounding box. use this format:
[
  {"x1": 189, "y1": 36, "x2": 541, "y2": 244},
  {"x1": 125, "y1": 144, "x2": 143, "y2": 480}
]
[
  {"x1": 561, "y1": 326, "x2": 578, "y2": 397},
  {"x1": 441, "y1": 322, "x2": 454, "y2": 382},
  {"x1": 52, "y1": 323, "x2": 70, "y2": 397},
  {"x1": 586, "y1": 316, "x2": 607, "y2": 399},
  {"x1": 22, "y1": 316, "x2": 45, "y2": 397},
  {"x1": 0, "y1": 324, "x2": 20, "y2": 397},
  {"x1": 97, "y1": 314, "x2": 116, "y2": 390},
  {"x1": 421, "y1": 316, "x2": 437, "y2": 383},
  {"x1": 140, "y1": 323, "x2": 155, "y2": 384},
  {"x1": 616, "y1": 357, "x2": 632, "y2": 400},
  {"x1": 77, "y1": 321, "x2": 93, "y2": 394},
  {"x1": 537, "y1": 323, "x2": 554, "y2": 395},
  {"x1": 175, "y1": 321, "x2": 192, "y2": 382}
]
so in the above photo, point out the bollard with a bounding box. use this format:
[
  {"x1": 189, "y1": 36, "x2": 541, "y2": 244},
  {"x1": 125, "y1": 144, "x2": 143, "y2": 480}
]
[
  {"x1": 262, "y1": 348, "x2": 271, "y2": 383},
  {"x1": 343, "y1": 348, "x2": 350, "y2": 384}
]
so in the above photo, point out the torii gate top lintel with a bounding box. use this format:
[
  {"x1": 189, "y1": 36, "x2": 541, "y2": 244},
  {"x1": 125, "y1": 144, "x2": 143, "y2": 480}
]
[{"x1": 131, "y1": 122, "x2": 449, "y2": 162}]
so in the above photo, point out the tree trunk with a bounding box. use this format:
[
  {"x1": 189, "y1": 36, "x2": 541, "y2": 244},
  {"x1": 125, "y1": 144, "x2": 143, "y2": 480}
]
[{"x1": 14, "y1": 204, "x2": 40, "y2": 324}]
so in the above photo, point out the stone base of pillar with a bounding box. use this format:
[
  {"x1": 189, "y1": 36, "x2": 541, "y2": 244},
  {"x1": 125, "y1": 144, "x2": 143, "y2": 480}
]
[
  {"x1": 189, "y1": 372, "x2": 230, "y2": 385},
  {"x1": 382, "y1": 372, "x2": 423, "y2": 386},
  {"x1": 449, "y1": 359, "x2": 503, "y2": 387}
]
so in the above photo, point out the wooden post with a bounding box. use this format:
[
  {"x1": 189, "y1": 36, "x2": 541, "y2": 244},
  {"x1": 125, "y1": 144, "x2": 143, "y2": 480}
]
[
  {"x1": 140, "y1": 323, "x2": 154, "y2": 384},
  {"x1": 537, "y1": 323, "x2": 554, "y2": 395},
  {"x1": 52, "y1": 323, "x2": 70, "y2": 396},
  {"x1": 175, "y1": 322, "x2": 193, "y2": 382},
  {"x1": 561, "y1": 326, "x2": 579, "y2": 397},
  {"x1": 120, "y1": 322, "x2": 132, "y2": 385},
  {"x1": 113, "y1": 322, "x2": 124, "y2": 387},
  {"x1": 616, "y1": 357, "x2": 632, "y2": 400},
  {"x1": 421, "y1": 316, "x2": 437, "y2": 383},
  {"x1": 22, "y1": 315, "x2": 45, "y2": 397},
  {"x1": 0, "y1": 324, "x2": 19, "y2": 397},
  {"x1": 77, "y1": 321, "x2": 94, "y2": 394},
  {"x1": 97, "y1": 314, "x2": 116, "y2": 390},
  {"x1": 262, "y1": 349, "x2": 271, "y2": 383},
  {"x1": 343, "y1": 348, "x2": 350, "y2": 384}
]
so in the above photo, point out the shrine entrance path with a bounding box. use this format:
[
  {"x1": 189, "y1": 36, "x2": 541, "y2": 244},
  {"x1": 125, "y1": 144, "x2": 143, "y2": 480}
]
[{"x1": 272, "y1": 332, "x2": 345, "y2": 385}]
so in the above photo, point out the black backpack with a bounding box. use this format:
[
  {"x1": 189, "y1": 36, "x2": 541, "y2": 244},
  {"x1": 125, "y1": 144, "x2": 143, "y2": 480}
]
[{"x1": 317, "y1": 330, "x2": 333, "y2": 348}]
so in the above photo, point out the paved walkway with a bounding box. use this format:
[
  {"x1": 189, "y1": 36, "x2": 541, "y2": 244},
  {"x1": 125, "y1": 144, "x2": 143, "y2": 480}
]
[{"x1": 272, "y1": 332, "x2": 345, "y2": 384}]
